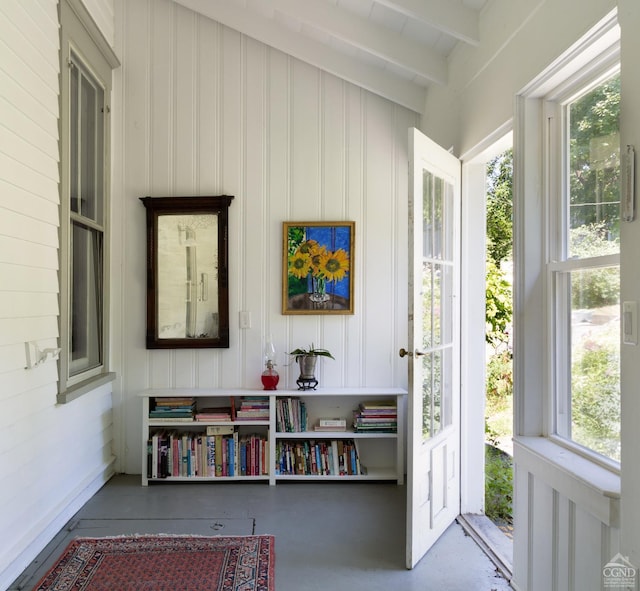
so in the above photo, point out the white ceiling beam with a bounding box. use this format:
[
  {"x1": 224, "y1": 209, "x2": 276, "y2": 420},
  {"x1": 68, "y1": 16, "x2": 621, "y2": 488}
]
[
  {"x1": 173, "y1": 0, "x2": 426, "y2": 113},
  {"x1": 375, "y1": 0, "x2": 479, "y2": 46},
  {"x1": 272, "y1": 0, "x2": 447, "y2": 85}
]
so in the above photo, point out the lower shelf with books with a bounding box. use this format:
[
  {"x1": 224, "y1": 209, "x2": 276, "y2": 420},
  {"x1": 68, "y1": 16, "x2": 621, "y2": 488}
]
[
  {"x1": 272, "y1": 433, "x2": 399, "y2": 482},
  {"x1": 275, "y1": 438, "x2": 363, "y2": 477},
  {"x1": 145, "y1": 425, "x2": 269, "y2": 484}
]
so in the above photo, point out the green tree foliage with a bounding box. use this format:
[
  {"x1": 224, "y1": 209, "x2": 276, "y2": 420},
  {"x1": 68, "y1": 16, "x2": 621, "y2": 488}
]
[
  {"x1": 485, "y1": 258, "x2": 512, "y2": 348},
  {"x1": 569, "y1": 74, "x2": 620, "y2": 241},
  {"x1": 486, "y1": 349, "x2": 513, "y2": 406},
  {"x1": 485, "y1": 149, "x2": 514, "y2": 349},
  {"x1": 485, "y1": 150, "x2": 514, "y2": 524},
  {"x1": 572, "y1": 342, "x2": 621, "y2": 460},
  {"x1": 486, "y1": 149, "x2": 513, "y2": 265},
  {"x1": 570, "y1": 222, "x2": 620, "y2": 309}
]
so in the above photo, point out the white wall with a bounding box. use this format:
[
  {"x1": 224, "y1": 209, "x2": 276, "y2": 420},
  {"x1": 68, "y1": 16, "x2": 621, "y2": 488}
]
[
  {"x1": 0, "y1": 1, "x2": 117, "y2": 588},
  {"x1": 112, "y1": 0, "x2": 415, "y2": 475}
]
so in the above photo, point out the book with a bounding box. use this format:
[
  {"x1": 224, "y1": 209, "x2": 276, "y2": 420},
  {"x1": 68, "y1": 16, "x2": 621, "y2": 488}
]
[
  {"x1": 314, "y1": 417, "x2": 347, "y2": 431},
  {"x1": 195, "y1": 407, "x2": 232, "y2": 421},
  {"x1": 206, "y1": 425, "x2": 235, "y2": 436},
  {"x1": 318, "y1": 418, "x2": 347, "y2": 428},
  {"x1": 359, "y1": 399, "x2": 396, "y2": 409}
]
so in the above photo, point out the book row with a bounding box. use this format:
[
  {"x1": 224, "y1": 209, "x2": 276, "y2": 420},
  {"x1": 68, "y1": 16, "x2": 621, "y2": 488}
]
[
  {"x1": 147, "y1": 429, "x2": 268, "y2": 479},
  {"x1": 275, "y1": 439, "x2": 364, "y2": 476},
  {"x1": 352, "y1": 399, "x2": 397, "y2": 433},
  {"x1": 148, "y1": 396, "x2": 270, "y2": 422},
  {"x1": 275, "y1": 397, "x2": 308, "y2": 432}
]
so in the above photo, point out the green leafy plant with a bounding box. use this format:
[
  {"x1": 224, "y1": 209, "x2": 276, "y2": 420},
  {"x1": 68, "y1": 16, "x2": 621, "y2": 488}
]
[
  {"x1": 288, "y1": 344, "x2": 335, "y2": 362},
  {"x1": 486, "y1": 149, "x2": 513, "y2": 266},
  {"x1": 485, "y1": 259, "x2": 512, "y2": 349},
  {"x1": 486, "y1": 350, "x2": 513, "y2": 407},
  {"x1": 485, "y1": 445, "x2": 513, "y2": 523}
]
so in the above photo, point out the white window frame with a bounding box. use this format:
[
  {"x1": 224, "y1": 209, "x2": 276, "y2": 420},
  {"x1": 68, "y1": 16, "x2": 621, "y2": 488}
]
[
  {"x1": 513, "y1": 10, "x2": 621, "y2": 519},
  {"x1": 58, "y1": 0, "x2": 118, "y2": 402},
  {"x1": 544, "y1": 61, "x2": 621, "y2": 470}
]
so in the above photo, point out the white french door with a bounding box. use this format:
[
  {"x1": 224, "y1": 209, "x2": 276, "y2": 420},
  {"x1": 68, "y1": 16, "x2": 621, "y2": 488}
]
[{"x1": 405, "y1": 127, "x2": 461, "y2": 569}]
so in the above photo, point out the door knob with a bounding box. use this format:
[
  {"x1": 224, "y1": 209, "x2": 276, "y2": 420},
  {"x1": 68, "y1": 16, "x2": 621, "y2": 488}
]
[{"x1": 399, "y1": 348, "x2": 426, "y2": 358}]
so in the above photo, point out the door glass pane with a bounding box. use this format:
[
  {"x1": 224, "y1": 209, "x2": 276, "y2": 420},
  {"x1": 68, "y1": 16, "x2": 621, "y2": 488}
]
[
  {"x1": 423, "y1": 170, "x2": 434, "y2": 258},
  {"x1": 441, "y1": 182, "x2": 454, "y2": 260},
  {"x1": 432, "y1": 173, "x2": 443, "y2": 259},
  {"x1": 421, "y1": 166, "x2": 455, "y2": 441},
  {"x1": 423, "y1": 171, "x2": 452, "y2": 260},
  {"x1": 439, "y1": 264, "x2": 453, "y2": 346},
  {"x1": 441, "y1": 347, "x2": 452, "y2": 429},
  {"x1": 422, "y1": 262, "x2": 433, "y2": 349},
  {"x1": 422, "y1": 350, "x2": 442, "y2": 441}
]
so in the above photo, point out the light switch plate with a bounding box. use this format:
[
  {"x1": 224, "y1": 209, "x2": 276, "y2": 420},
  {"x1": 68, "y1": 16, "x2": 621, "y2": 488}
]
[{"x1": 239, "y1": 311, "x2": 251, "y2": 329}]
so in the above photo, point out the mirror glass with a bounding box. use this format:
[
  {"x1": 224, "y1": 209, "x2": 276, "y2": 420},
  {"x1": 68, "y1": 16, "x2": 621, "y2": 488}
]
[{"x1": 157, "y1": 213, "x2": 219, "y2": 339}]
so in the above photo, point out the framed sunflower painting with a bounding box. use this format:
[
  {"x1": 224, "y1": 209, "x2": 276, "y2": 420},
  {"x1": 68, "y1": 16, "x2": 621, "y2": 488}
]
[{"x1": 282, "y1": 221, "x2": 355, "y2": 315}]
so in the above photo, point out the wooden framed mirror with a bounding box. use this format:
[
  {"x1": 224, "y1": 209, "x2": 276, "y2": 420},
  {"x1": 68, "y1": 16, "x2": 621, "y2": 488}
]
[{"x1": 140, "y1": 195, "x2": 233, "y2": 348}]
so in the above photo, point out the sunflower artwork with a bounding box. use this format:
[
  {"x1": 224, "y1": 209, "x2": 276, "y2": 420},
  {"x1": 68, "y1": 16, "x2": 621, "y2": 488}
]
[{"x1": 283, "y1": 222, "x2": 355, "y2": 314}]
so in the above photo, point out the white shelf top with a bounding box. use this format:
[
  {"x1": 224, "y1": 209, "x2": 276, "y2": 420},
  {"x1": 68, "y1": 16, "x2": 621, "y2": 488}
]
[{"x1": 141, "y1": 387, "x2": 407, "y2": 397}]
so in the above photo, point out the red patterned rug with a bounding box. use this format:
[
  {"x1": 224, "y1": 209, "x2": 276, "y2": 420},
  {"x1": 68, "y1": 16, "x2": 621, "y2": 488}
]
[{"x1": 32, "y1": 535, "x2": 275, "y2": 591}]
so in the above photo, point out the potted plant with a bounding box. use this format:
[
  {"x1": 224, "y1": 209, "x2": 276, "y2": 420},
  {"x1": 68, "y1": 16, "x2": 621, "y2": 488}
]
[{"x1": 289, "y1": 344, "x2": 334, "y2": 389}]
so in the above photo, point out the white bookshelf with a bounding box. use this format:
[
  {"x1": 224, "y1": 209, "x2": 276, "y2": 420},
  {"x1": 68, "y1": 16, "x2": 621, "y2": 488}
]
[{"x1": 141, "y1": 387, "x2": 406, "y2": 486}]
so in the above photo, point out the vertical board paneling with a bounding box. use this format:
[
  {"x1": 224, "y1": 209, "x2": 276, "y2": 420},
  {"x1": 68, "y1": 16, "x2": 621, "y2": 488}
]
[
  {"x1": 290, "y1": 60, "x2": 321, "y2": 219},
  {"x1": 555, "y1": 494, "x2": 571, "y2": 590},
  {"x1": 120, "y1": 0, "x2": 152, "y2": 476},
  {"x1": 392, "y1": 106, "x2": 411, "y2": 387},
  {"x1": 267, "y1": 49, "x2": 290, "y2": 368},
  {"x1": 531, "y1": 478, "x2": 555, "y2": 591},
  {"x1": 573, "y1": 505, "x2": 605, "y2": 590},
  {"x1": 321, "y1": 73, "x2": 346, "y2": 217},
  {"x1": 118, "y1": 0, "x2": 417, "y2": 472},
  {"x1": 147, "y1": 0, "x2": 175, "y2": 387},
  {"x1": 243, "y1": 36, "x2": 268, "y2": 385},
  {"x1": 150, "y1": 0, "x2": 174, "y2": 195},
  {"x1": 512, "y1": 463, "x2": 620, "y2": 591},
  {"x1": 174, "y1": 4, "x2": 197, "y2": 194},
  {"x1": 345, "y1": 84, "x2": 365, "y2": 385},
  {"x1": 362, "y1": 95, "x2": 396, "y2": 385},
  {"x1": 221, "y1": 26, "x2": 243, "y2": 386},
  {"x1": 196, "y1": 17, "x2": 220, "y2": 194}
]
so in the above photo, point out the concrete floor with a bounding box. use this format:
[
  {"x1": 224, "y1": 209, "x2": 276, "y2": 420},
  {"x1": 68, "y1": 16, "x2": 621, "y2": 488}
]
[{"x1": 11, "y1": 475, "x2": 511, "y2": 591}]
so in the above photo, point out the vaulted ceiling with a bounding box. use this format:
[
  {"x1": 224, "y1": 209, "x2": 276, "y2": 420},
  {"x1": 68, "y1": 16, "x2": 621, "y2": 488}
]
[{"x1": 173, "y1": 0, "x2": 488, "y2": 114}]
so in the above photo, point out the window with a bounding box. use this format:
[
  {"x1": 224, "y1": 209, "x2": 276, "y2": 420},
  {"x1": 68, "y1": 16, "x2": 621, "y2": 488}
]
[
  {"x1": 548, "y1": 69, "x2": 621, "y2": 462},
  {"x1": 59, "y1": 0, "x2": 116, "y2": 398},
  {"x1": 69, "y1": 54, "x2": 105, "y2": 377}
]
